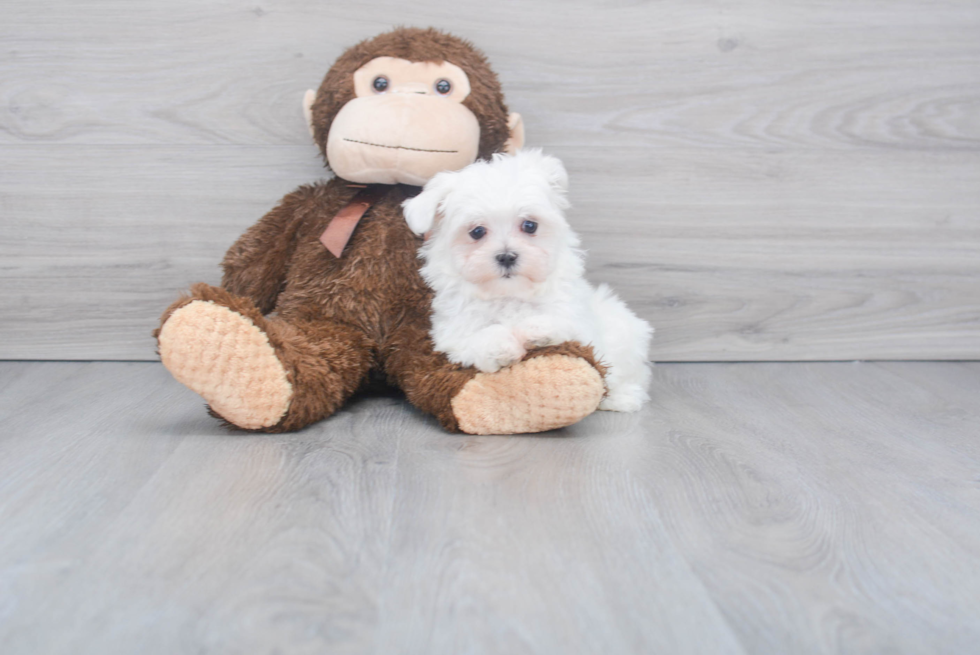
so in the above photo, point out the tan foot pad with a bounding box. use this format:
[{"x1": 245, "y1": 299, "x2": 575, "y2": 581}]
[
  {"x1": 452, "y1": 355, "x2": 604, "y2": 435},
  {"x1": 158, "y1": 300, "x2": 292, "y2": 430}
]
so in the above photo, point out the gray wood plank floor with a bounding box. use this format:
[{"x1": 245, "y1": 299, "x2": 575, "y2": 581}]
[
  {"x1": 1, "y1": 361, "x2": 978, "y2": 654},
  {"x1": 3, "y1": 1, "x2": 979, "y2": 361}
]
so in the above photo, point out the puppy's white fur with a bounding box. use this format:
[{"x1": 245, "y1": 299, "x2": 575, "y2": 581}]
[{"x1": 403, "y1": 149, "x2": 653, "y2": 412}]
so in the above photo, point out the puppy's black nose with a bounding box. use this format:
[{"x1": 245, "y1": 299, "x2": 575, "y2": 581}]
[{"x1": 495, "y1": 251, "x2": 518, "y2": 268}]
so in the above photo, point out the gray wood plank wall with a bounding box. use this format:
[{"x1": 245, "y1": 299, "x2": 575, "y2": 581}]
[{"x1": 2, "y1": 0, "x2": 978, "y2": 361}]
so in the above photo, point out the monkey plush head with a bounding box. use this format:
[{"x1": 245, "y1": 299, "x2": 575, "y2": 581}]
[{"x1": 303, "y1": 27, "x2": 525, "y2": 186}]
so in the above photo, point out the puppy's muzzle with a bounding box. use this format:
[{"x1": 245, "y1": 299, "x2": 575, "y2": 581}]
[{"x1": 495, "y1": 251, "x2": 518, "y2": 269}]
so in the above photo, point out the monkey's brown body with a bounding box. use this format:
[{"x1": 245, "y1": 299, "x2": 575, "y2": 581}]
[{"x1": 155, "y1": 28, "x2": 606, "y2": 434}]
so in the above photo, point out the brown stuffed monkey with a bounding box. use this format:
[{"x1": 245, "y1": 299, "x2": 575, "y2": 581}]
[{"x1": 155, "y1": 27, "x2": 606, "y2": 434}]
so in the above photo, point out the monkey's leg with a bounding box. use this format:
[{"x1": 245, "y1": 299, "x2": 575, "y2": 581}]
[
  {"x1": 155, "y1": 284, "x2": 373, "y2": 432},
  {"x1": 383, "y1": 317, "x2": 606, "y2": 434}
]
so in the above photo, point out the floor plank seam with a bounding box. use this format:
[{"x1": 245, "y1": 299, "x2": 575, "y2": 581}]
[{"x1": 371, "y1": 419, "x2": 405, "y2": 655}]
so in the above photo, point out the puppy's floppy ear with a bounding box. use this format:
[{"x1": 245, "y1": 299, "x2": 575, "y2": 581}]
[
  {"x1": 519, "y1": 148, "x2": 569, "y2": 201},
  {"x1": 402, "y1": 171, "x2": 457, "y2": 236},
  {"x1": 536, "y1": 152, "x2": 569, "y2": 195}
]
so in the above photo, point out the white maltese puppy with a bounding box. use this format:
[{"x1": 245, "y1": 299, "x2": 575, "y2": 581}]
[{"x1": 402, "y1": 149, "x2": 652, "y2": 412}]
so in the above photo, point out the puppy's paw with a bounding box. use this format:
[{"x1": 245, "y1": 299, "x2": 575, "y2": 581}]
[
  {"x1": 598, "y1": 383, "x2": 649, "y2": 413},
  {"x1": 517, "y1": 315, "x2": 573, "y2": 348},
  {"x1": 473, "y1": 325, "x2": 527, "y2": 373}
]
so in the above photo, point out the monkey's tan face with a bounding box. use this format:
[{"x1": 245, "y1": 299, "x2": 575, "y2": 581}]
[{"x1": 326, "y1": 57, "x2": 481, "y2": 186}]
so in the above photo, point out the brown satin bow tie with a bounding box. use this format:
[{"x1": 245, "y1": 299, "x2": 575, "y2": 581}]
[{"x1": 319, "y1": 185, "x2": 385, "y2": 258}]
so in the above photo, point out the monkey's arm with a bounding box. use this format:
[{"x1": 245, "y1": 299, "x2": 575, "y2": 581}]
[{"x1": 220, "y1": 185, "x2": 318, "y2": 314}]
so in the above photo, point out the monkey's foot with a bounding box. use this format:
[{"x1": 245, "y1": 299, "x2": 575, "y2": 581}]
[
  {"x1": 451, "y1": 354, "x2": 604, "y2": 435},
  {"x1": 158, "y1": 300, "x2": 292, "y2": 430}
]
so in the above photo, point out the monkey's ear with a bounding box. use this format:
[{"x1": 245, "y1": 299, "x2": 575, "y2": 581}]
[
  {"x1": 504, "y1": 113, "x2": 525, "y2": 155},
  {"x1": 402, "y1": 172, "x2": 457, "y2": 236},
  {"x1": 302, "y1": 89, "x2": 317, "y2": 139}
]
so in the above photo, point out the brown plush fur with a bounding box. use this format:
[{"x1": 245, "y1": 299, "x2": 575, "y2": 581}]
[{"x1": 156, "y1": 28, "x2": 602, "y2": 433}]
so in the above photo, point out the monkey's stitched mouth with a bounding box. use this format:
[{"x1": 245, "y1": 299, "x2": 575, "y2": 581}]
[{"x1": 343, "y1": 138, "x2": 458, "y2": 154}]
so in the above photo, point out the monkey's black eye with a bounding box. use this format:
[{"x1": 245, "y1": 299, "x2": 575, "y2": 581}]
[
  {"x1": 372, "y1": 76, "x2": 389, "y2": 93},
  {"x1": 435, "y1": 79, "x2": 452, "y2": 95},
  {"x1": 469, "y1": 226, "x2": 487, "y2": 240},
  {"x1": 521, "y1": 220, "x2": 538, "y2": 234}
]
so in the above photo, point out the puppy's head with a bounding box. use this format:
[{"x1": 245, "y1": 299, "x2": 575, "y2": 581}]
[{"x1": 403, "y1": 149, "x2": 582, "y2": 299}]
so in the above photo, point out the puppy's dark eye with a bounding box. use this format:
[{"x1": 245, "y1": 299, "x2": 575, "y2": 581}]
[
  {"x1": 521, "y1": 220, "x2": 538, "y2": 234},
  {"x1": 469, "y1": 226, "x2": 487, "y2": 240},
  {"x1": 372, "y1": 76, "x2": 389, "y2": 93},
  {"x1": 435, "y1": 79, "x2": 452, "y2": 95}
]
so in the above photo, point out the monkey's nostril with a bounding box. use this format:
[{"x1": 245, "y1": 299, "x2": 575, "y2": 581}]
[{"x1": 495, "y1": 251, "x2": 518, "y2": 268}]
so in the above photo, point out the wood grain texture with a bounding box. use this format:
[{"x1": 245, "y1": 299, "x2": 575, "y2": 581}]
[
  {"x1": 3, "y1": 1, "x2": 978, "y2": 150},
  {"x1": 2, "y1": 145, "x2": 977, "y2": 360},
  {"x1": 1, "y1": 360, "x2": 979, "y2": 653},
  {"x1": 617, "y1": 361, "x2": 980, "y2": 653},
  {"x1": 0, "y1": 362, "x2": 403, "y2": 654},
  {"x1": 1, "y1": 0, "x2": 979, "y2": 360}
]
